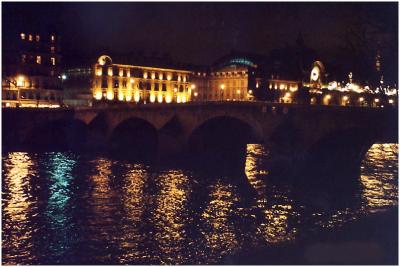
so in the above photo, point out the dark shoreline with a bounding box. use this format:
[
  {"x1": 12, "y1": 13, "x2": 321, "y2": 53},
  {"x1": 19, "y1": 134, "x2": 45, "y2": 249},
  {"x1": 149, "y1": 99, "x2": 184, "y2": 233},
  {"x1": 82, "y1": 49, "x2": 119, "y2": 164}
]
[{"x1": 228, "y1": 207, "x2": 398, "y2": 265}]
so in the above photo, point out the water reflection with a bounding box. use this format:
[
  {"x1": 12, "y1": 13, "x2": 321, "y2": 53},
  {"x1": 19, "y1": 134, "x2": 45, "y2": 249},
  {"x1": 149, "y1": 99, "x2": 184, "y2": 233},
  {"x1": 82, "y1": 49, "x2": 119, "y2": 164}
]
[
  {"x1": 117, "y1": 163, "x2": 148, "y2": 264},
  {"x1": 2, "y1": 152, "x2": 38, "y2": 265},
  {"x1": 245, "y1": 144, "x2": 298, "y2": 243},
  {"x1": 201, "y1": 181, "x2": 241, "y2": 262},
  {"x1": 360, "y1": 144, "x2": 398, "y2": 212},
  {"x1": 151, "y1": 170, "x2": 191, "y2": 264},
  {"x1": 2, "y1": 143, "x2": 398, "y2": 265},
  {"x1": 44, "y1": 152, "x2": 76, "y2": 262}
]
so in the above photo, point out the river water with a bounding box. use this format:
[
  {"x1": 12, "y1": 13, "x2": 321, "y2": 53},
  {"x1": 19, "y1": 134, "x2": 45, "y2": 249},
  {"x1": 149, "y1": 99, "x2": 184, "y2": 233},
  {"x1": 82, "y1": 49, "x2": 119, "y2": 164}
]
[{"x1": 2, "y1": 144, "x2": 398, "y2": 264}]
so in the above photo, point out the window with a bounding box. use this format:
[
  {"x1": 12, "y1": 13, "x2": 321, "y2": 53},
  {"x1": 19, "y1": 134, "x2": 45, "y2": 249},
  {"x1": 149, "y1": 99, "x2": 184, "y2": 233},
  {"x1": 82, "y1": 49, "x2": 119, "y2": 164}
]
[
  {"x1": 146, "y1": 82, "x2": 151, "y2": 90},
  {"x1": 21, "y1": 54, "x2": 27, "y2": 63},
  {"x1": 113, "y1": 79, "x2": 119, "y2": 88},
  {"x1": 179, "y1": 85, "x2": 184, "y2": 92},
  {"x1": 162, "y1": 83, "x2": 167, "y2": 91},
  {"x1": 51, "y1": 46, "x2": 55, "y2": 53},
  {"x1": 20, "y1": 33, "x2": 25, "y2": 40},
  {"x1": 35, "y1": 35, "x2": 40, "y2": 42},
  {"x1": 154, "y1": 83, "x2": 159, "y2": 91},
  {"x1": 51, "y1": 57, "x2": 56, "y2": 65},
  {"x1": 28, "y1": 34, "x2": 33, "y2": 41},
  {"x1": 122, "y1": 80, "x2": 127, "y2": 88},
  {"x1": 51, "y1": 35, "x2": 55, "y2": 42},
  {"x1": 36, "y1": 56, "x2": 41, "y2": 64}
]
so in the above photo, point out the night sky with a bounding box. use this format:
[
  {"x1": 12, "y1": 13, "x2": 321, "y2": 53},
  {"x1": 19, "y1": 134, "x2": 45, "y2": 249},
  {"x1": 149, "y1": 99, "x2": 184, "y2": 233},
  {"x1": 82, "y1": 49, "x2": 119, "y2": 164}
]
[{"x1": 2, "y1": 2, "x2": 398, "y2": 80}]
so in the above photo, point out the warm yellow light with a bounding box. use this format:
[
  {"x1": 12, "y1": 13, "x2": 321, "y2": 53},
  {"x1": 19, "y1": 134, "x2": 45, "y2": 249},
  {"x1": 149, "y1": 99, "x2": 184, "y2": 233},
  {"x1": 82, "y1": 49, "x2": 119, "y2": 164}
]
[
  {"x1": 290, "y1": 85, "x2": 298, "y2": 92},
  {"x1": 150, "y1": 93, "x2": 156, "y2": 103},
  {"x1": 108, "y1": 68, "x2": 113, "y2": 76},
  {"x1": 96, "y1": 69, "x2": 102, "y2": 76},
  {"x1": 119, "y1": 69, "x2": 123, "y2": 77},
  {"x1": 256, "y1": 83, "x2": 259, "y2": 88},
  {"x1": 126, "y1": 93, "x2": 132, "y2": 101},
  {"x1": 118, "y1": 92, "x2": 124, "y2": 101},
  {"x1": 177, "y1": 95, "x2": 181, "y2": 103},
  {"x1": 343, "y1": 96, "x2": 349, "y2": 101},
  {"x1": 167, "y1": 75, "x2": 171, "y2": 81},
  {"x1": 325, "y1": 94, "x2": 331, "y2": 99},
  {"x1": 127, "y1": 71, "x2": 130, "y2": 77},
  {"x1": 389, "y1": 99, "x2": 394, "y2": 104},
  {"x1": 220, "y1": 84, "x2": 225, "y2": 90},
  {"x1": 143, "y1": 72, "x2": 148, "y2": 79},
  {"x1": 248, "y1": 90, "x2": 253, "y2": 94},
  {"x1": 5, "y1": 102, "x2": 10, "y2": 107},
  {"x1": 106, "y1": 90, "x2": 114, "y2": 100},
  {"x1": 20, "y1": 33, "x2": 25, "y2": 40},
  {"x1": 181, "y1": 95, "x2": 187, "y2": 103},
  {"x1": 183, "y1": 76, "x2": 187, "y2": 82},
  {"x1": 134, "y1": 91, "x2": 140, "y2": 102},
  {"x1": 194, "y1": 92, "x2": 198, "y2": 97},
  {"x1": 151, "y1": 73, "x2": 155, "y2": 79},
  {"x1": 280, "y1": 84, "x2": 286, "y2": 90},
  {"x1": 178, "y1": 76, "x2": 181, "y2": 82},
  {"x1": 191, "y1": 84, "x2": 195, "y2": 89},
  {"x1": 16, "y1": 76, "x2": 25, "y2": 87},
  {"x1": 159, "y1": 73, "x2": 163, "y2": 80},
  {"x1": 36, "y1": 56, "x2": 41, "y2": 64},
  {"x1": 359, "y1": 97, "x2": 364, "y2": 102},
  {"x1": 174, "y1": 87, "x2": 178, "y2": 93},
  {"x1": 374, "y1": 98, "x2": 380, "y2": 103},
  {"x1": 130, "y1": 78, "x2": 134, "y2": 83},
  {"x1": 166, "y1": 94, "x2": 172, "y2": 103},
  {"x1": 157, "y1": 94, "x2": 163, "y2": 103},
  {"x1": 237, "y1": 89, "x2": 241, "y2": 94},
  {"x1": 94, "y1": 91, "x2": 102, "y2": 100},
  {"x1": 285, "y1": 92, "x2": 291, "y2": 98}
]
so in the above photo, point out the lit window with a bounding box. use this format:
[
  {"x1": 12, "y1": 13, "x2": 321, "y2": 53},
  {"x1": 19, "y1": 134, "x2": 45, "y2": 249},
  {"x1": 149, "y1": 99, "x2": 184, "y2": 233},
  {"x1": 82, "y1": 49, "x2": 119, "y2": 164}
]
[
  {"x1": 51, "y1": 57, "x2": 56, "y2": 65},
  {"x1": 35, "y1": 35, "x2": 40, "y2": 42},
  {"x1": 21, "y1": 54, "x2": 27, "y2": 63},
  {"x1": 28, "y1": 34, "x2": 33, "y2": 41},
  {"x1": 36, "y1": 56, "x2": 41, "y2": 64},
  {"x1": 51, "y1": 35, "x2": 55, "y2": 42},
  {"x1": 51, "y1": 46, "x2": 55, "y2": 53},
  {"x1": 20, "y1": 33, "x2": 26, "y2": 40}
]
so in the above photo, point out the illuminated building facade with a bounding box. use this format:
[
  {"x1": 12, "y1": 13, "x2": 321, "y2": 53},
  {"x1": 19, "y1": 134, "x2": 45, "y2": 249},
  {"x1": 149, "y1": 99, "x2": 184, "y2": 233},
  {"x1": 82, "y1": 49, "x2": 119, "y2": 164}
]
[
  {"x1": 89, "y1": 47, "x2": 396, "y2": 108},
  {"x1": 2, "y1": 31, "x2": 63, "y2": 108},
  {"x1": 92, "y1": 55, "x2": 192, "y2": 104}
]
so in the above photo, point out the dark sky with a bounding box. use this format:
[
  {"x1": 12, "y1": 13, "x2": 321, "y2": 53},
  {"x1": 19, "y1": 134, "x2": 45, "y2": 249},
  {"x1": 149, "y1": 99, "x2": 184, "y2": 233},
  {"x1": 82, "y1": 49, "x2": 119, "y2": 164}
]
[{"x1": 2, "y1": 2, "x2": 398, "y2": 70}]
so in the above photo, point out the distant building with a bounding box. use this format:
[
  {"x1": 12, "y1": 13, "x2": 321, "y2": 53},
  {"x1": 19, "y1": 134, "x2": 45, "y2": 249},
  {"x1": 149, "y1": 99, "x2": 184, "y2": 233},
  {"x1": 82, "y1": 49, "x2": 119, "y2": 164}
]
[
  {"x1": 62, "y1": 67, "x2": 93, "y2": 107},
  {"x1": 92, "y1": 55, "x2": 193, "y2": 104},
  {"x1": 2, "y1": 31, "x2": 63, "y2": 108}
]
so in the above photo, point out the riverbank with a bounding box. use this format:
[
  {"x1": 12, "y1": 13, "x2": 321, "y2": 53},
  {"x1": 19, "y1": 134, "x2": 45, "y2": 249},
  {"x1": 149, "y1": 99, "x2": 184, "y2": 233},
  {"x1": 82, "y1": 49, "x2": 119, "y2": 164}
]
[{"x1": 228, "y1": 208, "x2": 398, "y2": 265}]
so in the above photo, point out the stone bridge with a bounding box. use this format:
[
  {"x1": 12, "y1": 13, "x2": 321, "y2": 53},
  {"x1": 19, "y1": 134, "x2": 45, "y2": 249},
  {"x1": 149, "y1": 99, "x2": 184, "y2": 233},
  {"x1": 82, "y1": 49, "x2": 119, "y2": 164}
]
[{"x1": 3, "y1": 102, "x2": 398, "y2": 177}]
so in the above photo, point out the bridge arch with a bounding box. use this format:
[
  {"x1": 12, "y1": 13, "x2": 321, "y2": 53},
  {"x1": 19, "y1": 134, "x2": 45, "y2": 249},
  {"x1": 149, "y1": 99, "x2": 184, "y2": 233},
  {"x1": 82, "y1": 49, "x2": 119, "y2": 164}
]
[
  {"x1": 304, "y1": 126, "x2": 378, "y2": 181},
  {"x1": 186, "y1": 116, "x2": 260, "y2": 172},
  {"x1": 108, "y1": 117, "x2": 158, "y2": 160},
  {"x1": 23, "y1": 118, "x2": 88, "y2": 151}
]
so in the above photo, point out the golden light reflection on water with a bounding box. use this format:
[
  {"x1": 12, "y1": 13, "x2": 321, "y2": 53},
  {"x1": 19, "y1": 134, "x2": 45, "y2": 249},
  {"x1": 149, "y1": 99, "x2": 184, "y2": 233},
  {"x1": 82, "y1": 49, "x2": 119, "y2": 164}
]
[
  {"x1": 151, "y1": 170, "x2": 191, "y2": 264},
  {"x1": 87, "y1": 158, "x2": 120, "y2": 263},
  {"x1": 2, "y1": 143, "x2": 397, "y2": 265},
  {"x1": 315, "y1": 143, "x2": 398, "y2": 229},
  {"x1": 201, "y1": 181, "x2": 240, "y2": 261},
  {"x1": 117, "y1": 164, "x2": 147, "y2": 264},
  {"x1": 2, "y1": 152, "x2": 37, "y2": 264},
  {"x1": 245, "y1": 144, "x2": 297, "y2": 244},
  {"x1": 360, "y1": 143, "x2": 398, "y2": 212}
]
